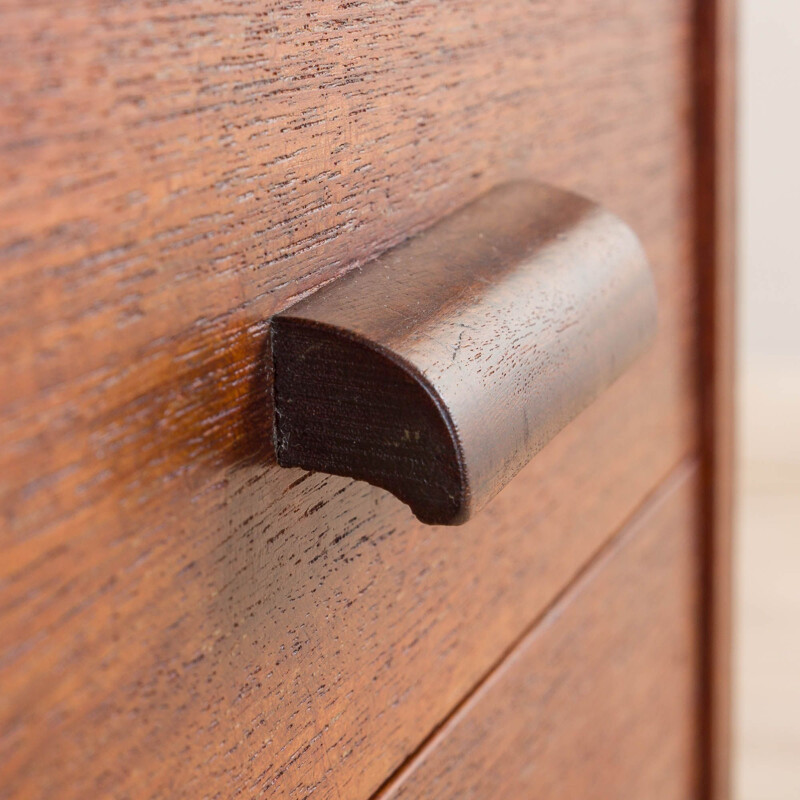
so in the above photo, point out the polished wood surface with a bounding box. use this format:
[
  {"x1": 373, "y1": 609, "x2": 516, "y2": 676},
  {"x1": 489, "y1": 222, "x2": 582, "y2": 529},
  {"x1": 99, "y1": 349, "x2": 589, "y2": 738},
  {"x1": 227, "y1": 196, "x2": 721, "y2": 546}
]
[
  {"x1": 377, "y1": 463, "x2": 701, "y2": 799},
  {"x1": 273, "y1": 181, "x2": 656, "y2": 524},
  {"x1": 0, "y1": 2, "x2": 708, "y2": 798}
]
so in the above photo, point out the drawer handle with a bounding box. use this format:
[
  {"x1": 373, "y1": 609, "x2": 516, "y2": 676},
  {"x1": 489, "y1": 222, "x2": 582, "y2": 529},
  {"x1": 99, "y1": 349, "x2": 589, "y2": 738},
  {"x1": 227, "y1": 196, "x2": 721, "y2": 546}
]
[{"x1": 271, "y1": 181, "x2": 657, "y2": 525}]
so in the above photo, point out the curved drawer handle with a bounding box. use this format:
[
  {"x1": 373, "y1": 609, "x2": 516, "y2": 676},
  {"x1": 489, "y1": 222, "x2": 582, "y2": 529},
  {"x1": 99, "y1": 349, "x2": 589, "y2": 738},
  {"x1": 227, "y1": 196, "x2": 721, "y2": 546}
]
[{"x1": 271, "y1": 181, "x2": 657, "y2": 525}]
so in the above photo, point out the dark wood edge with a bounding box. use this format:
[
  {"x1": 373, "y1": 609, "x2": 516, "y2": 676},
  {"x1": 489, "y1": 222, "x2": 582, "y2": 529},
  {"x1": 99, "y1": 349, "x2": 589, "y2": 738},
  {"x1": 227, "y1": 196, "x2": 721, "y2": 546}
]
[
  {"x1": 694, "y1": 1, "x2": 737, "y2": 797},
  {"x1": 271, "y1": 316, "x2": 469, "y2": 525}
]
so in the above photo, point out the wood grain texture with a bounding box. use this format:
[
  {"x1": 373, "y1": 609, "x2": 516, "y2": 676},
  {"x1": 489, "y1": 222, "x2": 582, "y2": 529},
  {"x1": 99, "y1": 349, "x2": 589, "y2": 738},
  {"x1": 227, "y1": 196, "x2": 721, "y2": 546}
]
[
  {"x1": 0, "y1": 2, "x2": 700, "y2": 798},
  {"x1": 272, "y1": 181, "x2": 656, "y2": 524},
  {"x1": 377, "y1": 462, "x2": 701, "y2": 800}
]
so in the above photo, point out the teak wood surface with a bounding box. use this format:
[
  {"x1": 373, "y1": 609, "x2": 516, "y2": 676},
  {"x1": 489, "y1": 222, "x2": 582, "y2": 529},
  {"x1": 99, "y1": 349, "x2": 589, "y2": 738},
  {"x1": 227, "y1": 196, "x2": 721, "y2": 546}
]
[
  {"x1": 0, "y1": 1, "x2": 731, "y2": 799},
  {"x1": 379, "y1": 463, "x2": 701, "y2": 799}
]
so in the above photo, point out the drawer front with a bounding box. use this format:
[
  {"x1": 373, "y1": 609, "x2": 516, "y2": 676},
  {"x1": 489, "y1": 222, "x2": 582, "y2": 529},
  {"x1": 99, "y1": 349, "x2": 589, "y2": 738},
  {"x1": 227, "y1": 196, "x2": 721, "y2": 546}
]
[
  {"x1": 381, "y1": 463, "x2": 701, "y2": 799},
  {"x1": 1, "y1": 2, "x2": 699, "y2": 799}
]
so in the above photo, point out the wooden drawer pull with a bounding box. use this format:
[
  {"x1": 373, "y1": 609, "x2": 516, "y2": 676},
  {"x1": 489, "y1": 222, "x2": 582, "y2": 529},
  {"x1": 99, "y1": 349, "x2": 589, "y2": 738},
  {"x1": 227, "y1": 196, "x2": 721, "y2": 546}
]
[{"x1": 270, "y1": 181, "x2": 657, "y2": 525}]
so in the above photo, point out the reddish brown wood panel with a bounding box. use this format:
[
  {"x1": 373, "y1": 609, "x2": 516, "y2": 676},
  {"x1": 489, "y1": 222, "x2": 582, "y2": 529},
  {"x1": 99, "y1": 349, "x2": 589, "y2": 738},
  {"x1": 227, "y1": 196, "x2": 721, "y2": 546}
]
[
  {"x1": 377, "y1": 463, "x2": 702, "y2": 800},
  {"x1": 0, "y1": 2, "x2": 700, "y2": 799}
]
